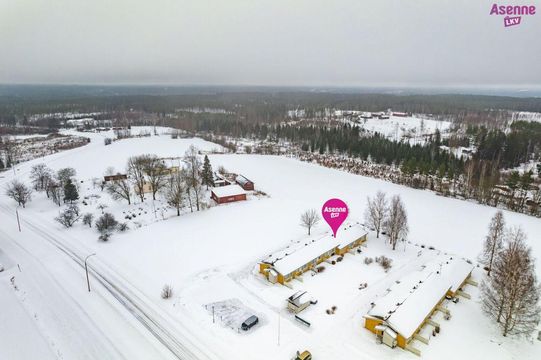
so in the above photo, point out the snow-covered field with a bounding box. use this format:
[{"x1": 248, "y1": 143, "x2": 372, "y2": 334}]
[
  {"x1": 510, "y1": 111, "x2": 541, "y2": 123},
  {"x1": 1, "y1": 128, "x2": 540, "y2": 360},
  {"x1": 345, "y1": 115, "x2": 452, "y2": 144}
]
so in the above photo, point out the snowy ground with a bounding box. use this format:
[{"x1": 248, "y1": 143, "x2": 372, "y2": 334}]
[
  {"x1": 1, "y1": 128, "x2": 540, "y2": 360},
  {"x1": 354, "y1": 115, "x2": 452, "y2": 144},
  {"x1": 510, "y1": 111, "x2": 541, "y2": 123}
]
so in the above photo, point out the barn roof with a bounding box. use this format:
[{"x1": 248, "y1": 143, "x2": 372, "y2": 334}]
[
  {"x1": 236, "y1": 175, "x2": 253, "y2": 186},
  {"x1": 211, "y1": 184, "x2": 247, "y2": 198},
  {"x1": 367, "y1": 256, "x2": 474, "y2": 340}
]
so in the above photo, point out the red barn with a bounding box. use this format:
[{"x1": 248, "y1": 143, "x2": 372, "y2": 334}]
[
  {"x1": 211, "y1": 184, "x2": 247, "y2": 204},
  {"x1": 235, "y1": 174, "x2": 254, "y2": 191}
]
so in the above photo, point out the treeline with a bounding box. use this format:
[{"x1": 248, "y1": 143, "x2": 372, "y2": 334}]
[
  {"x1": 4, "y1": 86, "x2": 541, "y2": 125},
  {"x1": 469, "y1": 121, "x2": 541, "y2": 169}
]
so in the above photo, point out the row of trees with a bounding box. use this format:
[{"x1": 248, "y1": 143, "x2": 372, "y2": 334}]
[
  {"x1": 4, "y1": 164, "x2": 79, "y2": 208},
  {"x1": 364, "y1": 191, "x2": 409, "y2": 250},
  {"x1": 105, "y1": 146, "x2": 214, "y2": 215},
  {"x1": 297, "y1": 192, "x2": 409, "y2": 251},
  {"x1": 480, "y1": 211, "x2": 540, "y2": 337}
]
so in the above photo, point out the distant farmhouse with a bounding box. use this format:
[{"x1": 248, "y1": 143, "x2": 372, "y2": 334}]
[
  {"x1": 363, "y1": 256, "x2": 475, "y2": 356},
  {"x1": 211, "y1": 184, "x2": 247, "y2": 204},
  {"x1": 259, "y1": 223, "x2": 368, "y2": 285},
  {"x1": 103, "y1": 174, "x2": 127, "y2": 182}
]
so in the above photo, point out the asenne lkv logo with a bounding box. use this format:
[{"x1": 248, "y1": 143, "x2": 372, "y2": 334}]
[{"x1": 490, "y1": 3, "x2": 536, "y2": 27}]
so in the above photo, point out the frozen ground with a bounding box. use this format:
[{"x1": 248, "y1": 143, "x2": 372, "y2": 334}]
[
  {"x1": 354, "y1": 115, "x2": 452, "y2": 143},
  {"x1": 1, "y1": 128, "x2": 540, "y2": 359}
]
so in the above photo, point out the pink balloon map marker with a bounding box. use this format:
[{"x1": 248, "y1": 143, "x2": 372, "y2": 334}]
[{"x1": 322, "y1": 198, "x2": 349, "y2": 238}]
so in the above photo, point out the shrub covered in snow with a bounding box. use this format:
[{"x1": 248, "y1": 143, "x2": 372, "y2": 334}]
[
  {"x1": 376, "y1": 255, "x2": 393, "y2": 271},
  {"x1": 83, "y1": 213, "x2": 94, "y2": 227},
  {"x1": 55, "y1": 205, "x2": 81, "y2": 228},
  {"x1": 161, "y1": 285, "x2": 173, "y2": 299},
  {"x1": 95, "y1": 212, "x2": 118, "y2": 232},
  {"x1": 364, "y1": 257, "x2": 374, "y2": 265}
]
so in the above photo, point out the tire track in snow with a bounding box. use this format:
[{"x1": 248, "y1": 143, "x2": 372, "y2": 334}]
[{"x1": 0, "y1": 203, "x2": 218, "y2": 360}]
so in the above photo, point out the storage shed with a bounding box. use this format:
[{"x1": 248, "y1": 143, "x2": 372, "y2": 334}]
[
  {"x1": 211, "y1": 184, "x2": 247, "y2": 204},
  {"x1": 235, "y1": 175, "x2": 254, "y2": 191}
]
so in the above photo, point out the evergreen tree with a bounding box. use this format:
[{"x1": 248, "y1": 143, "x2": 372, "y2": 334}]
[
  {"x1": 201, "y1": 155, "x2": 214, "y2": 189},
  {"x1": 63, "y1": 179, "x2": 79, "y2": 203}
]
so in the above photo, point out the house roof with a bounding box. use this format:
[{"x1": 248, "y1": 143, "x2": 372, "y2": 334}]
[
  {"x1": 262, "y1": 222, "x2": 367, "y2": 277},
  {"x1": 326, "y1": 223, "x2": 367, "y2": 250},
  {"x1": 272, "y1": 239, "x2": 337, "y2": 276},
  {"x1": 211, "y1": 184, "x2": 247, "y2": 198},
  {"x1": 367, "y1": 256, "x2": 474, "y2": 340}
]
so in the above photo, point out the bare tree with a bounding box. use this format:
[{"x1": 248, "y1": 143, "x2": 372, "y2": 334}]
[
  {"x1": 165, "y1": 172, "x2": 185, "y2": 216},
  {"x1": 143, "y1": 155, "x2": 168, "y2": 200},
  {"x1": 364, "y1": 191, "x2": 387, "y2": 238},
  {"x1": 56, "y1": 167, "x2": 76, "y2": 186},
  {"x1": 1, "y1": 136, "x2": 18, "y2": 168},
  {"x1": 481, "y1": 211, "x2": 505, "y2": 276},
  {"x1": 481, "y1": 227, "x2": 541, "y2": 337},
  {"x1": 127, "y1": 155, "x2": 146, "y2": 202},
  {"x1": 106, "y1": 177, "x2": 132, "y2": 205},
  {"x1": 30, "y1": 163, "x2": 53, "y2": 193},
  {"x1": 83, "y1": 213, "x2": 94, "y2": 227},
  {"x1": 300, "y1": 209, "x2": 320, "y2": 235},
  {"x1": 48, "y1": 181, "x2": 63, "y2": 206},
  {"x1": 5, "y1": 180, "x2": 32, "y2": 208},
  {"x1": 183, "y1": 146, "x2": 203, "y2": 211},
  {"x1": 383, "y1": 195, "x2": 408, "y2": 250},
  {"x1": 55, "y1": 204, "x2": 81, "y2": 228}
]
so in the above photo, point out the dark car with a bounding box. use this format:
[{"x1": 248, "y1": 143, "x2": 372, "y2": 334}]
[{"x1": 241, "y1": 315, "x2": 259, "y2": 331}]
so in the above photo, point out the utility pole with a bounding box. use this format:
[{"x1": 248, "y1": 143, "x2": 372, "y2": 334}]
[
  {"x1": 85, "y1": 253, "x2": 96, "y2": 292},
  {"x1": 15, "y1": 207, "x2": 21, "y2": 232}
]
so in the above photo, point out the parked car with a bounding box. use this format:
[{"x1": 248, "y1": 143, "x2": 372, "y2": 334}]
[{"x1": 241, "y1": 315, "x2": 258, "y2": 331}]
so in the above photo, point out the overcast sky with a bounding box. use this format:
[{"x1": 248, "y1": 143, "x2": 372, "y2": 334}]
[{"x1": 1, "y1": 0, "x2": 540, "y2": 87}]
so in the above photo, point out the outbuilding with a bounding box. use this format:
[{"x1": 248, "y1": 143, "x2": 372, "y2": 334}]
[
  {"x1": 235, "y1": 175, "x2": 254, "y2": 191},
  {"x1": 211, "y1": 184, "x2": 247, "y2": 204}
]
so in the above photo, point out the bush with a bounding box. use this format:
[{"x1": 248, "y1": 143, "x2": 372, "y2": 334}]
[
  {"x1": 364, "y1": 257, "x2": 374, "y2": 265},
  {"x1": 83, "y1": 213, "x2": 94, "y2": 227},
  {"x1": 99, "y1": 232, "x2": 111, "y2": 241},
  {"x1": 337, "y1": 256, "x2": 344, "y2": 262},
  {"x1": 55, "y1": 206, "x2": 81, "y2": 228},
  {"x1": 316, "y1": 265, "x2": 325, "y2": 273},
  {"x1": 104, "y1": 138, "x2": 112, "y2": 145},
  {"x1": 118, "y1": 222, "x2": 129, "y2": 232},
  {"x1": 95, "y1": 213, "x2": 118, "y2": 232},
  {"x1": 376, "y1": 255, "x2": 393, "y2": 272},
  {"x1": 161, "y1": 285, "x2": 173, "y2": 299}
]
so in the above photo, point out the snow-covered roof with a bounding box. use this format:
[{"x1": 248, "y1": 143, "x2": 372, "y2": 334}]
[
  {"x1": 288, "y1": 291, "x2": 311, "y2": 305},
  {"x1": 236, "y1": 175, "x2": 253, "y2": 186},
  {"x1": 262, "y1": 222, "x2": 367, "y2": 277},
  {"x1": 272, "y1": 239, "x2": 337, "y2": 276},
  {"x1": 330, "y1": 223, "x2": 368, "y2": 249},
  {"x1": 367, "y1": 256, "x2": 474, "y2": 340},
  {"x1": 211, "y1": 184, "x2": 247, "y2": 198}
]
